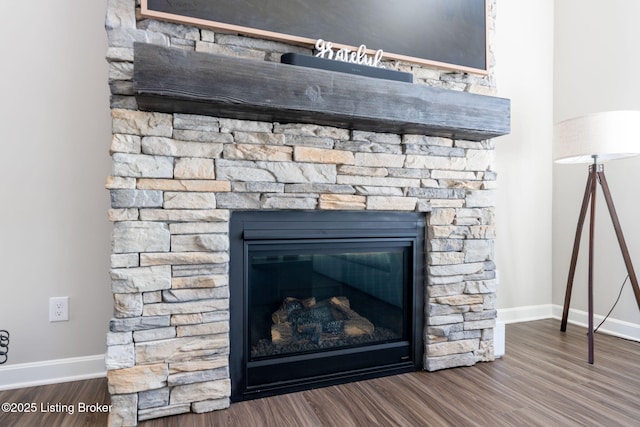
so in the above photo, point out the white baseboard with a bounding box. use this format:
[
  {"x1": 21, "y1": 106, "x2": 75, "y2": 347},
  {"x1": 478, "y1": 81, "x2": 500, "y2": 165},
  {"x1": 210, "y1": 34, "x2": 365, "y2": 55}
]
[
  {"x1": 550, "y1": 304, "x2": 640, "y2": 342},
  {"x1": 0, "y1": 354, "x2": 106, "y2": 391},
  {"x1": 496, "y1": 304, "x2": 640, "y2": 342},
  {"x1": 497, "y1": 304, "x2": 554, "y2": 324}
]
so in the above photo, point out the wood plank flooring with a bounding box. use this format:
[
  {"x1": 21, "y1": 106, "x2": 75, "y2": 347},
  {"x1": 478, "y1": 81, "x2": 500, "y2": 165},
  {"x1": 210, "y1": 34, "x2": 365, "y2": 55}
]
[{"x1": 1, "y1": 319, "x2": 639, "y2": 426}]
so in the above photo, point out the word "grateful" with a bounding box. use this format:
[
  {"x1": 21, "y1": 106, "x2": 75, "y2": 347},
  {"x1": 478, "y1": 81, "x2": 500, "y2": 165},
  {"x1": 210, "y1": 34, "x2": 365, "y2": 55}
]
[{"x1": 314, "y1": 39, "x2": 385, "y2": 68}]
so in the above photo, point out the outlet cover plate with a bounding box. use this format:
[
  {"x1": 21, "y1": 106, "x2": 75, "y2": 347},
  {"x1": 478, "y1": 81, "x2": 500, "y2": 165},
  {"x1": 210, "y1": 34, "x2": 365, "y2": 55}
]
[{"x1": 49, "y1": 296, "x2": 69, "y2": 322}]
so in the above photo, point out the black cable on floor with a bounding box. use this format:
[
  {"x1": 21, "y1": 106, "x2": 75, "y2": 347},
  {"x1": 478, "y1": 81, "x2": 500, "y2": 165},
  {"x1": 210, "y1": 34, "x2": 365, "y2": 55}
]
[{"x1": 594, "y1": 275, "x2": 629, "y2": 333}]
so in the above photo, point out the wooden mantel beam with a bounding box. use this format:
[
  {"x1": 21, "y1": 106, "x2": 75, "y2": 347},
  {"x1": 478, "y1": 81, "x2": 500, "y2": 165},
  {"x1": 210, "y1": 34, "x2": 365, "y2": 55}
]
[{"x1": 133, "y1": 43, "x2": 510, "y2": 141}]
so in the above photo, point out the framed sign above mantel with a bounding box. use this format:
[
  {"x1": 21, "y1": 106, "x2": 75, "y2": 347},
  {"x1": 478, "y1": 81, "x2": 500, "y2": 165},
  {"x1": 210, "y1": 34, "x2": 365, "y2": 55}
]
[{"x1": 141, "y1": 0, "x2": 488, "y2": 75}]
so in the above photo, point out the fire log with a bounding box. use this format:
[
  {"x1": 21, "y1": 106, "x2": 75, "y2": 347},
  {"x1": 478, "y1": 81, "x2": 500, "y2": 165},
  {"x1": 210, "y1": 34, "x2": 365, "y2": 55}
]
[
  {"x1": 343, "y1": 318, "x2": 375, "y2": 336},
  {"x1": 271, "y1": 309, "x2": 288, "y2": 325},
  {"x1": 330, "y1": 296, "x2": 374, "y2": 335},
  {"x1": 272, "y1": 296, "x2": 317, "y2": 324},
  {"x1": 271, "y1": 322, "x2": 293, "y2": 344}
]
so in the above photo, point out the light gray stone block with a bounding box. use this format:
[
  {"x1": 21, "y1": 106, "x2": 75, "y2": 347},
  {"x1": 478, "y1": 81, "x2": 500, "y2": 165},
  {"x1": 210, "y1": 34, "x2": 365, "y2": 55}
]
[
  {"x1": 407, "y1": 188, "x2": 466, "y2": 199},
  {"x1": 215, "y1": 159, "x2": 276, "y2": 182},
  {"x1": 109, "y1": 315, "x2": 171, "y2": 333},
  {"x1": 135, "y1": 335, "x2": 229, "y2": 364},
  {"x1": 224, "y1": 144, "x2": 292, "y2": 161},
  {"x1": 465, "y1": 149, "x2": 495, "y2": 171},
  {"x1": 108, "y1": 393, "x2": 138, "y2": 427},
  {"x1": 112, "y1": 153, "x2": 173, "y2": 178},
  {"x1": 427, "y1": 338, "x2": 479, "y2": 357},
  {"x1": 138, "y1": 20, "x2": 200, "y2": 41},
  {"x1": 170, "y1": 234, "x2": 229, "y2": 252},
  {"x1": 192, "y1": 397, "x2": 230, "y2": 414},
  {"x1": 465, "y1": 190, "x2": 496, "y2": 208},
  {"x1": 105, "y1": 343, "x2": 135, "y2": 369},
  {"x1": 168, "y1": 367, "x2": 229, "y2": 386},
  {"x1": 170, "y1": 379, "x2": 231, "y2": 405},
  {"x1": 113, "y1": 293, "x2": 143, "y2": 318},
  {"x1": 219, "y1": 118, "x2": 273, "y2": 133},
  {"x1": 107, "y1": 331, "x2": 133, "y2": 346},
  {"x1": 111, "y1": 134, "x2": 141, "y2": 154},
  {"x1": 355, "y1": 152, "x2": 405, "y2": 168},
  {"x1": 174, "y1": 158, "x2": 216, "y2": 179},
  {"x1": 425, "y1": 352, "x2": 477, "y2": 371},
  {"x1": 285, "y1": 183, "x2": 355, "y2": 194},
  {"x1": 142, "y1": 299, "x2": 229, "y2": 316},
  {"x1": 233, "y1": 131, "x2": 286, "y2": 146},
  {"x1": 111, "y1": 190, "x2": 163, "y2": 208},
  {"x1": 335, "y1": 140, "x2": 403, "y2": 154},
  {"x1": 163, "y1": 288, "x2": 229, "y2": 303},
  {"x1": 112, "y1": 109, "x2": 172, "y2": 137},
  {"x1": 133, "y1": 327, "x2": 177, "y2": 343},
  {"x1": 427, "y1": 314, "x2": 464, "y2": 326},
  {"x1": 337, "y1": 175, "x2": 420, "y2": 188},
  {"x1": 274, "y1": 123, "x2": 349, "y2": 139},
  {"x1": 405, "y1": 155, "x2": 466, "y2": 170},
  {"x1": 107, "y1": 363, "x2": 168, "y2": 395},
  {"x1": 142, "y1": 137, "x2": 224, "y2": 158},
  {"x1": 261, "y1": 194, "x2": 318, "y2": 209},
  {"x1": 428, "y1": 262, "x2": 485, "y2": 277},
  {"x1": 164, "y1": 192, "x2": 217, "y2": 210},
  {"x1": 110, "y1": 253, "x2": 139, "y2": 268},
  {"x1": 465, "y1": 279, "x2": 497, "y2": 294},
  {"x1": 352, "y1": 131, "x2": 401, "y2": 144},
  {"x1": 138, "y1": 387, "x2": 170, "y2": 410},
  {"x1": 256, "y1": 161, "x2": 337, "y2": 184},
  {"x1": 366, "y1": 196, "x2": 417, "y2": 211},
  {"x1": 404, "y1": 145, "x2": 465, "y2": 157},
  {"x1": 111, "y1": 265, "x2": 171, "y2": 294},
  {"x1": 216, "y1": 192, "x2": 261, "y2": 209},
  {"x1": 463, "y1": 239, "x2": 494, "y2": 263},
  {"x1": 174, "y1": 114, "x2": 219, "y2": 132},
  {"x1": 464, "y1": 310, "x2": 498, "y2": 321},
  {"x1": 176, "y1": 321, "x2": 229, "y2": 337},
  {"x1": 138, "y1": 404, "x2": 191, "y2": 422}
]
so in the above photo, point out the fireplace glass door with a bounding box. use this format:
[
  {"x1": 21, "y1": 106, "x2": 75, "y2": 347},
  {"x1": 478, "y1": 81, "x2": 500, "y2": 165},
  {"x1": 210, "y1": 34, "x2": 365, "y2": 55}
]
[
  {"x1": 249, "y1": 239, "x2": 410, "y2": 359},
  {"x1": 230, "y1": 211, "x2": 424, "y2": 401}
]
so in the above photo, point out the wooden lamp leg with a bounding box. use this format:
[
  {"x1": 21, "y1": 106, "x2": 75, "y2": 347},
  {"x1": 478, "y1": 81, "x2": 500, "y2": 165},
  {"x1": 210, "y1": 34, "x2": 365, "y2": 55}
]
[
  {"x1": 561, "y1": 167, "x2": 596, "y2": 332},
  {"x1": 587, "y1": 165, "x2": 597, "y2": 364},
  {"x1": 561, "y1": 163, "x2": 640, "y2": 364}
]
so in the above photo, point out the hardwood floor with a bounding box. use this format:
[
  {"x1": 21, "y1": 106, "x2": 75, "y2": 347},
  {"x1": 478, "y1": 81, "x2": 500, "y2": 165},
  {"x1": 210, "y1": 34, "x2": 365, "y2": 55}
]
[{"x1": 1, "y1": 319, "x2": 640, "y2": 426}]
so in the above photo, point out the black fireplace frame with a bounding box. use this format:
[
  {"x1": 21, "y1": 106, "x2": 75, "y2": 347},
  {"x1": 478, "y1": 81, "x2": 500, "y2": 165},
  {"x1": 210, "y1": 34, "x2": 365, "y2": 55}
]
[{"x1": 229, "y1": 210, "x2": 425, "y2": 402}]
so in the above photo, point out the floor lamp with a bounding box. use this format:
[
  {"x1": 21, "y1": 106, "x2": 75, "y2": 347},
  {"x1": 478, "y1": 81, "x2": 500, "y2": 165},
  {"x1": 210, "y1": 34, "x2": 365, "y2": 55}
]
[{"x1": 554, "y1": 110, "x2": 640, "y2": 364}]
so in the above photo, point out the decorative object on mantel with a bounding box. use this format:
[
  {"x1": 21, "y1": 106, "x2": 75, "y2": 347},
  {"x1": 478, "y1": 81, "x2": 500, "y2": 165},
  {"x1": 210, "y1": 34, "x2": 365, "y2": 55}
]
[
  {"x1": 554, "y1": 110, "x2": 640, "y2": 364},
  {"x1": 281, "y1": 39, "x2": 413, "y2": 83},
  {"x1": 314, "y1": 39, "x2": 386, "y2": 69}
]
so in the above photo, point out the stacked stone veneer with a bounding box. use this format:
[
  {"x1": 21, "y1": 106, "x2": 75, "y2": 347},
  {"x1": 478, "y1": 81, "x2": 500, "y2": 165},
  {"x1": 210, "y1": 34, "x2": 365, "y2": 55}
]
[{"x1": 105, "y1": 0, "x2": 499, "y2": 425}]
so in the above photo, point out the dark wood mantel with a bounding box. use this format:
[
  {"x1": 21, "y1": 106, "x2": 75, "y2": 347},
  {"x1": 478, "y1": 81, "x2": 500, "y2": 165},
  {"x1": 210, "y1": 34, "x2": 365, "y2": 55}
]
[{"x1": 133, "y1": 43, "x2": 510, "y2": 141}]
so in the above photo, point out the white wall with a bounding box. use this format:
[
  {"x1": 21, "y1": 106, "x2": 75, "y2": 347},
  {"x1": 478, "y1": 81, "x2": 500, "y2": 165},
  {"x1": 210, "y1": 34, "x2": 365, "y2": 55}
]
[
  {"x1": 494, "y1": 0, "x2": 555, "y2": 321},
  {"x1": 0, "y1": 1, "x2": 112, "y2": 386},
  {"x1": 553, "y1": 0, "x2": 640, "y2": 337}
]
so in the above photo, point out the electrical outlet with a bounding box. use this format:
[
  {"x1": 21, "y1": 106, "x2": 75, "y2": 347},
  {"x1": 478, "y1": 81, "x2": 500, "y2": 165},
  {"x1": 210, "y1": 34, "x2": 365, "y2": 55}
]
[{"x1": 49, "y1": 297, "x2": 69, "y2": 322}]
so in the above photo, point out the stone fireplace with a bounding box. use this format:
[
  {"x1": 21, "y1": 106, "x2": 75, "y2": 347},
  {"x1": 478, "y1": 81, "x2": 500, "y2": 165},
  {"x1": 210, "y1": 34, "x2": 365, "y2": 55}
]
[{"x1": 105, "y1": 0, "x2": 509, "y2": 425}]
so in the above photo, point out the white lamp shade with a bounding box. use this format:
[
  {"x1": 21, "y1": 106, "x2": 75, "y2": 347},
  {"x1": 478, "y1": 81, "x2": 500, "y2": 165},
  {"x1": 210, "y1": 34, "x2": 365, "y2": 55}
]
[{"x1": 554, "y1": 110, "x2": 640, "y2": 164}]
